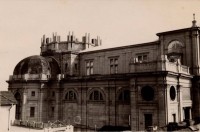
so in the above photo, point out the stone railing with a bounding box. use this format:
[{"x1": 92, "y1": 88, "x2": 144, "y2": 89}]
[
  {"x1": 129, "y1": 61, "x2": 190, "y2": 74},
  {"x1": 129, "y1": 61, "x2": 157, "y2": 72},
  {"x1": 9, "y1": 74, "x2": 51, "y2": 81},
  {"x1": 164, "y1": 61, "x2": 190, "y2": 74},
  {"x1": 9, "y1": 74, "x2": 66, "y2": 81}
]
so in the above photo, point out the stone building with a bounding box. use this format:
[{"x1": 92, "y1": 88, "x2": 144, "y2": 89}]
[{"x1": 7, "y1": 18, "x2": 200, "y2": 131}]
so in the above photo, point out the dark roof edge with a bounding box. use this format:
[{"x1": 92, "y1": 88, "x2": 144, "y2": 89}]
[
  {"x1": 156, "y1": 27, "x2": 200, "y2": 36},
  {"x1": 80, "y1": 40, "x2": 159, "y2": 54}
]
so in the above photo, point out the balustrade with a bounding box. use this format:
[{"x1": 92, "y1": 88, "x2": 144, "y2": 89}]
[
  {"x1": 130, "y1": 61, "x2": 190, "y2": 74},
  {"x1": 9, "y1": 74, "x2": 51, "y2": 80}
]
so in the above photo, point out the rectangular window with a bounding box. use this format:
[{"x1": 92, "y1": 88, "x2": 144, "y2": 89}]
[
  {"x1": 31, "y1": 91, "x2": 35, "y2": 96},
  {"x1": 86, "y1": 60, "x2": 94, "y2": 75},
  {"x1": 110, "y1": 58, "x2": 118, "y2": 74},
  {"x1": 30, "y1": 107, "x2": 35, "y2": 117},
  {"x1": 138, "y1": 55, "x2": 142, "y2": 62},
  {"x1": 137, "y1": 54, "x2": 148, "y2": 63},
  {"x1": 51, "y1": 107, "x2": 54, "y2": 117}
]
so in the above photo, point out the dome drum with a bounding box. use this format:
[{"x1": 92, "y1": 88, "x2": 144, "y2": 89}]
[{"x1": 9, "y1": 74, "x2": 51, "y2": 81}]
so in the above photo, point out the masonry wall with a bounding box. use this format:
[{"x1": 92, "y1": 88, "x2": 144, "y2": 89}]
[
  {"x1": 80, "y1": 43, "x2": 159, "y2": 76},
  {"x1": 7, "y1": 72, "x2": 192, "y2": 131},
  {"x1": 59, "y1": 79, "x2": 130, "y2": 129}
]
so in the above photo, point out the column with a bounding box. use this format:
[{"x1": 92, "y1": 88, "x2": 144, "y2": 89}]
[{"x1": 189, "y1": 108, "x2": 192, "y2": 120}]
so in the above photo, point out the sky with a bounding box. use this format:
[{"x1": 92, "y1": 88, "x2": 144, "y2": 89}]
[{"x1": 0, "y1": 0, "x2": 200, "y2": 90}]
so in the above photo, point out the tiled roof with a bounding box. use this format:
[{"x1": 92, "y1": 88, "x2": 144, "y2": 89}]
[{"x1": 0, "y1": 91, "x2": 17, "y2": 106}]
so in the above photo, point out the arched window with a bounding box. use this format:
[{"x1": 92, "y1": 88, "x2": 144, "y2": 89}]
[
  {"x1": 65, "y1": 90, "x2": 77, "y2": 101},
  {"x1": 167, "y1": 40, "x2": 183, "y2": 63},
  {"x1": 168, "y1": 40, "x2": 183, "y2": 53},
  {"x1": 89, "y1": 90, "x2": 104, "y2": 101},
  {"x1": 118, "y1": 89, "x2": 130, "y2": 103}
]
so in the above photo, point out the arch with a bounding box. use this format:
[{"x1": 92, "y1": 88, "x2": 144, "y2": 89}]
[
  {"x1": 88, "y1": 88, "x2": 105, "y2": 101},
  {"x1": 64, "y1": 89, "x2": 77, "y2": 101},
  {"x1": 168, "y1": 40, "x2": 183, "y2": 53},
  {"x1": 14, "y1": 92, "x2": 22, "y2": 120},
  {"x1": 141, "y1": 86, "x2": 154, "y2": 101}
]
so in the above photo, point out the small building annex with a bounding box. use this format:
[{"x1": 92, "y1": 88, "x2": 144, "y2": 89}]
[
  {"x1": 6, "y1": 18, "x2": 200, "y2": 131},
  {"x1": 0, "y1": 91, "x2": 17, "y2": 131}
]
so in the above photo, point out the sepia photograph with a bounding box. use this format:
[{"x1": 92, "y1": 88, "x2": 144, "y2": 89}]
[{"x1": 1, "y1": 0, "x2": 200, "y2": 131}]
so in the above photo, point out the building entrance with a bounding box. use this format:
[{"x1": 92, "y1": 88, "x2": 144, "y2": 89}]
[
  {"x1": 184, "y1": 107, "x2": 190, "y2": 120},
  {"x1": 144, "y1": 114, "x2": 153, "y2": 129}
]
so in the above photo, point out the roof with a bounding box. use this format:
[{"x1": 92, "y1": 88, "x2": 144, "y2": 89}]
[
  {"x1": 13, "y1": 55, "x2": 51, "y2": 75},
  {"x1": 79, "y1": 40, "x2": 159, "y2": 54},
  {"x1": 0, "y1": 91, "x2": 17, "y2": 106},
  {"x1": 13, "y1": 55, "x2": 61, "y2": 77},
  {"x1": 156, "y1": 26, "x2": 200, "y2": 36}
]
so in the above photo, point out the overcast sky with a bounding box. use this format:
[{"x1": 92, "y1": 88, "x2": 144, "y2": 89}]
[{"x1": 0, "y1": 0, "x2": 200, "y2": 90}]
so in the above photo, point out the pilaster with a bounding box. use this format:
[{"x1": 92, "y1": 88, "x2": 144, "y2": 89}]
[
  {"x1": 177, "y1": 85, "x2": 183, "y2": 122},
  {"x1": 22, "y1": 88, "x2": 28, "y2": 121},
  {"x1": 192, "y1": 29, "x2": 200, "y2": 75},
  {"x1": 157, "y1": 83, "x2": 168, "y2": 127},
  {"x1": 130, "y1": 78, "x2": 138, "y2": 131},
  {"x1": 38, "y1": 87, "x2": 44, "y2": 122}
]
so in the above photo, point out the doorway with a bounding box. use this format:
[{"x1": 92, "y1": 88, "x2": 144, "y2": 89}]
[
  {"x1": 172, "y1": 114, "x2": 176, "y2": 122},
  {"x1": 144, "y1": 114, "x2": 153, "y2": 129},
  {"x1": 184, "y1": 107, "x2": 190, "y2": 120}
]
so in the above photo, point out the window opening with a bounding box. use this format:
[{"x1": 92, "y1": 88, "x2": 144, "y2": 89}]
[{"x1": 110, "y1": 58, "x2": 118, "y2": 74}]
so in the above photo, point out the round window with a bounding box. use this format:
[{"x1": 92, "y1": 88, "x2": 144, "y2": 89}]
[
  {"x1": 170, "y1": 86, "x2": 176, "y2": 101},
  {"x1": 141, "y1": 86, "x2": 154, "y2": 101}
]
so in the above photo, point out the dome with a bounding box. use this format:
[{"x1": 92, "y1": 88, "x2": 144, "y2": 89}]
[{"x1": 13, "y1": 55, "x2": 51, "y2": 75}]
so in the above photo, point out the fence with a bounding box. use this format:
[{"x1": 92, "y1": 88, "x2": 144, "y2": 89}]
[{"x1": 13, "y1": 120, "x2": 74, "y2": 132}]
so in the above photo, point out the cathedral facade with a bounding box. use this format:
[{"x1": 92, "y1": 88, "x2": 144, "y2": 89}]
[{"x1": 7, "y1": 19, "x2": 200, "y2": 130}]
